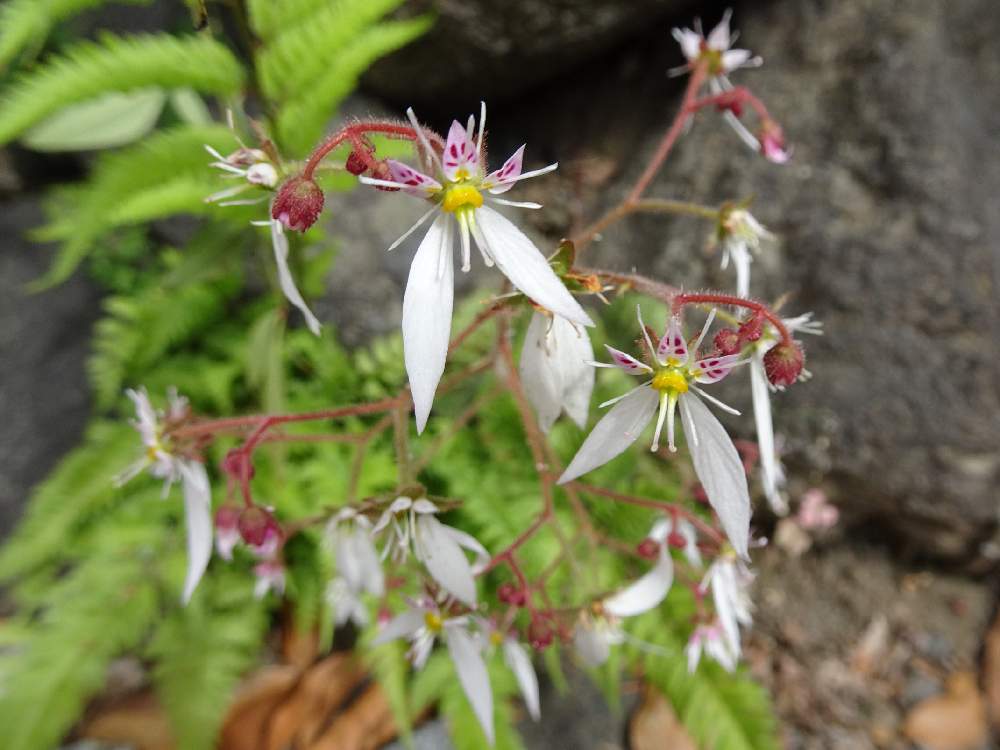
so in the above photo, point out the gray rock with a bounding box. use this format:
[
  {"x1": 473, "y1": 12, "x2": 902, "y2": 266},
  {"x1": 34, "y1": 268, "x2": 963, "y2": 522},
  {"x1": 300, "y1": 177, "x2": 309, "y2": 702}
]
[{"x1": 0, "y1": 198, "x2": 99, "y2": 539}]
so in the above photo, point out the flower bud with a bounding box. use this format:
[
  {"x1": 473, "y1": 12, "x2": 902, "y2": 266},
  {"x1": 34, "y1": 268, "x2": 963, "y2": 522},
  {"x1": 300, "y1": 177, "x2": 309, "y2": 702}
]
[
  {"x1": 270, "y1": 176, "x2": 325, "y2": 232},
  {"x1": 713, "y1": 327, "x2": 741, "y2": 355},
  {"x1": 238, "y1": 505, "x2": 281, "y2": 551},
  {"x1": 759, "y1": 122, "x2": 790, "y2": 164},
  {"x1": 667, "y1": 531, "x2": 688, "y2": 550},
  {"x1": 763, "y1": 341, "x2": 805, "y2": 387},
  {"x1": 528, "y1": 617, "x2": 554, "y2": 650},
  {"x1": 498, "y1": 582, "x2": 523, "y2": 605},
  {"x1": 737, "y1": 314, "x2": 764, "y2": 343},
  {"x1": 221, "y1": 448, "x2": 254, "y2": 481},
  {"x1": 636, "y1": 538, "x2": 660, "y2": 559},
  {"x1": 214, "y1": 504, "x2": 240, "y2": 532},
  {"x1": 369, "y1": 161, "x2": 399, "y2": 192},
  {"x1": 345, "y1": 150, "x2": 369, "y2": 176}
]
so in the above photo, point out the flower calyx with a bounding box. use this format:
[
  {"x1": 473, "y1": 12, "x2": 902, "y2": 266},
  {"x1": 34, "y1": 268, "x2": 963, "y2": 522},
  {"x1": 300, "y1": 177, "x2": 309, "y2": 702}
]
[{"x1": 271, "y1": 176, "x2": 325, "y2": 232}]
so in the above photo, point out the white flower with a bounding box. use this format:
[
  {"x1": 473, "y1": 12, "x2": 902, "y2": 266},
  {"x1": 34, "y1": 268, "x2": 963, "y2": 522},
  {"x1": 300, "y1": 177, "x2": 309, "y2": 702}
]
[
  {"x1": 519, "y1": 311, "x2": 595, "y2": 433},
  {"x1": 204, "y1": 144, "x2": 278, "y2": 206},
  {"x1": 701, "y1": 552, "x2": 754, "y2": 659},
  {"x1": 327, "y1": 577, "x2": 369, "y2": 627},
  {"x1": 372, "y1": 496, "x2": 489, "y2": 607},
  {"x1": 686, "y1": 622, "x2": 738, "y2": 673},
  {"x1": 375, "y1": 602, "x2": 495, "y2": 745},
  {"x1": 672, "y1": 10, "x2": 762, "y2": 78},
  {"x1": 603, "y1": 518, "x2": 677, "y2": 618},
  {"x1": 558, "y1": 307, "x2": 752, "y2": 558},
  {"x1": 572, "y1": 614, "x2": 625, "y2": 667},
  {"x1": 250, "y1": 219, "x2": 321, "y2": 335},
  {"x1": 326, "y1": 508, "x2": 384, "y2": 626},
  {"x1": 253, "y1": 559, "x2": 286, "y2": 599},
  {"x1": 116, "y1": 388, "x2": 212, "y2": 604},
  {"x1": 361, "y1": 103, "x2": 593, "y2": 432},
  {"x1": 716, "y1": 209, "x2": 774, "y2": 298},
  {"x1": 750, "y1": 313, "x2": 823, "y2": 514}
]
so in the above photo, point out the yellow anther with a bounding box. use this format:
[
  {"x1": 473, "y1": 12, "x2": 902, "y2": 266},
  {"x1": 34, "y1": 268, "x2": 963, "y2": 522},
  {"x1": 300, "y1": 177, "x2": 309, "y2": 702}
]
[
  {"x1": 423, "y1": 611, "x2": 444, "y2": 633},
  {"x1": 651, "y1": 369, "x2": 689, "y2": 394},
  {"x1": 489, "y1": 630, "x2": 504, "y2": 647},
  {"x1": 146, "y1": 445, "x2": 161, "y2": 461},
  {"x1": 441, "y1": 184, "x2": 484, "y2": 213}
]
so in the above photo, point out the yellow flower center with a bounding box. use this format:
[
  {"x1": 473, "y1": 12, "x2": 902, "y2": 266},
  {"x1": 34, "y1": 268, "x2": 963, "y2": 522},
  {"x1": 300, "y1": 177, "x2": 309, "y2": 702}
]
[
  {"x1": 441, "y1": 184, "x2": 484, "y2": 213},
  {"x1": 489, "y1": 630, "x2": 504, "y2": 647},
  {"x1": 423, "y1": 611, "x2": 444, "y2": 633},
  {"x1": 651, "y1": 369, "x2": 689, "y2": 395}
]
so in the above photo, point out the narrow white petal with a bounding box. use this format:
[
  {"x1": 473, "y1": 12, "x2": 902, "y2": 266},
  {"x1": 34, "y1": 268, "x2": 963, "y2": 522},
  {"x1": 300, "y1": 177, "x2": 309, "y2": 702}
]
[
  {"x1": 179, "y1": 461, "x2": 212, "y2": 604},
  {"x1": 406, "y1": 107, "x2": 444, "y2": 173},
  {"x1": 713, "y1": 566, "x2": 742, "y2": 655},
  {"x1": 474, "y1": 206, "x2": 592, "y2": 327},
  {"x1": 729, "y1": 241, "x2": 751, "y2": 298},
  {"x1": 402, "y1": 214, "x2": 454, "y2": 433},
  {"x1": 503, "y1": 639, "x2": 540, "y2": 721},
  {"x1": 573, "y1": 623, "x2": 610, "y2": 667},
  {"x1": 558, "y1": 386, "x2": 658, "y2": 484},
  {"x1": 520, "y1": 313, "x2": 563, "y2": 433},
  {"x1": 355, "y1": 528, "x2": 386, "y2": 596},
  {"x1": 488, "y1": 197, "x2": 543, "y2": 209},
  {"x1": 552, "y1": 315, "x2": 595, "y2": 429},
  {"x1": 751, "y1": 355, "x2": 788, "y2": 514},
  {"x1": 373, "y1": 608, "x2": 425, "y2": 645},
  {"x1": 690, "y1": 385, "x2": 741, "y2": 415},
  {"x1": 446, "y1": 626, "x2": 495, "y2": 745},
  {"x1": 415, "y1": 515, "x2": 477, "y2": 606},
  {"x1": 679, "y1": 395, "x2": 751, "y2": 558},
  {"x1": 685, "y1": 636, "x2": 703, "y2": 673},
  {"x1": 270, "y1": 221, "x2": 321, "y2": 335},
  {"x1": 440, "y1": 523, "x2": 491, "y2": 573},
  {"x1": 603, "y1": 553, "x2": 674, "y2": 617}
]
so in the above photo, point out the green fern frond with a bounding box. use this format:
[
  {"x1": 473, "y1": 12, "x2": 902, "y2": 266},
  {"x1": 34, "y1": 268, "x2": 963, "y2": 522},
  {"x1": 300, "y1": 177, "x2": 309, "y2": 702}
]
[
  {"x1": 150, "y1": 573, "x2": 267, "y2": 750},
  {"x1": 34, "y1": 123, "x2": 237, "y2": 286},
  {"x1": 246, "y1": 0, "x2": 332, "y2": 41},
  {"x1": 275, "y1": 17, "x2": 432, "y2": 155},
  {"x1": 0, "y1": 0, "x2": 150, "y2": 71},
  {"x1": 0, "y1": 33, "x2": 244, "y2": 145}
]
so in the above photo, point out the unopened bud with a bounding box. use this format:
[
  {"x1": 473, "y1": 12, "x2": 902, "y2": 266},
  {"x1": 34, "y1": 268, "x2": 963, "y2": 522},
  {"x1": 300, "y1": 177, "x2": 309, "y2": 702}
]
[
  {"x1": 528, "y1": 617, "x2": 554, "y2": 650},
  {"x1": 636, "y1": 538, "x2": 660, "y2": 559},
  {"x1": 737, "y1": 314, "x2": 764, "y2": 343},
  {"x1": 667, "y1": 531, "x2": 687, "y2": 549},
  {"x1": 238, "y1": 505, "x2": 281, "y2": 551},
  {"x1": 270, "y1": 176, "x2": 324, "y2": 232},
  {"x1": 345, "y1": 150, "x2": 368, "y2": 176},
  {"x1": 370, "y1": 161, "x2": 399, "y2": 192},
  {"x1": 714, "y1": 327, "x2": 741, "y2": 355},
  {"x1": 763, "y1": 341, "x2": 805, "y2": 387},
  {"x1": 759, "y1": 122, "x2": 790, "y2": 164},
  {"x1": 214, "y1": 504, "x2": 240, "y2": 532},
  {"x1": 222, "y1": 449, "x2": 254, "y2": 481}
]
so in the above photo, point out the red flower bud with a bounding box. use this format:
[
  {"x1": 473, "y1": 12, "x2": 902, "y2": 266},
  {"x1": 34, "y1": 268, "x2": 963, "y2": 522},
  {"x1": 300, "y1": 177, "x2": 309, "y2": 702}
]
[
  {"x1": 636, "y1": 538, "x2": 660, "y2": 559},
  {"x1": 221, "y1": 448, "x2": 254, "y2": 481},
  {"x1": 369, "y1": 161, "x2": 399, "y2": 192},
  {"x1": 667, "y1": 531, "x2": 687, "y2": 549},
  {"x1": 238, "y1": 505, "x2": 281, "y2": 549},
  {"x1": 713, "y1": 327, "x2": 741, "y2": 355},
  {"x1": 271, "y1": 176, "x2": 324, "y2": 232},
  {"x1": 528, "y1": 617, "x2": 554, "y2": 650},
  {"x1": 693, "y1": 483, "x2": 709, "y2": 505},
  {"x1": 345, "y1": 150, "x2": 369, "y2": 176},
  {"x1": 214, "y1": 503, "x2": 240, "y2": 532},
  {"x1": 498, "y1": 582, "x2": 522, "y2": 604},
  {"x1": 763, "y1": 341, "x2": 805, "y2": 387},
  {"x1": 738, "y1": 314, "x2": 764, "y2": 343}
]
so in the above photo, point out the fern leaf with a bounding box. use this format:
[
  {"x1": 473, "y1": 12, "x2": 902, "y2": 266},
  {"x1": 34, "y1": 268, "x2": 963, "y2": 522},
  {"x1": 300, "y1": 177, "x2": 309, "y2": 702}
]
[
  {"x1": 0, "y1": 0, "x2": 150, "y2": 71},
  {"x1": 0, "y1": 33, "x2": 244, "y2": 145},
  {"x1": 246, "y1": 0, "x2": 331, "y2": 41},
  {"x1": 275, "y1": 17, "x2": 432, "y2": 155}
]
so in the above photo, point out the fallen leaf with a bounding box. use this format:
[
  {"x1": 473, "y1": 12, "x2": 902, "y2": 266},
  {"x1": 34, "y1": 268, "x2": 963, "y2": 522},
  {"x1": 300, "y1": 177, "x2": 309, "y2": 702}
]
[
  {"x1": 307, "y1": 682, "x2": 398, "y2": 750},
  {"x1": 903, "y1": 672, "x2": 988, "y2": 750},
  {"x1": 79, "y1": 691, "x2": 174, "y2": 750},
  {"x1": 219, "y1": 665, "x2": 302, "y2": 750},
  {"x1": 982, "y1": 608, "x2": 1000, "y2": 730},
  {"x1": 628, "y1": 684, "x2": 697, "y2": 750}
]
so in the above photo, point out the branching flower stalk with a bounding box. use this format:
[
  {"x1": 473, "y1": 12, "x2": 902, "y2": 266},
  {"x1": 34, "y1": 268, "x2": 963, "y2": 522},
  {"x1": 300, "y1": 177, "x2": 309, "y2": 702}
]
[{"x1": 114, "y1": 11, "x2": 811, "y2": 744}]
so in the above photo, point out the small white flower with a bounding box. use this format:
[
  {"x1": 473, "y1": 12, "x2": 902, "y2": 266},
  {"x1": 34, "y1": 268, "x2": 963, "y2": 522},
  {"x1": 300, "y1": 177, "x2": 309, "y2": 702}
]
[
  {"x1": 326, "y1": 508, "x2": 384, "y2": 626},
  {"x1": 519, "y1": 311, "x2": 595, "y2": 433},
  {"x1": 253, "y1": 559, "x2": 286, "y2": 599},
  {"x1": 572, "y1": 614, "x2": 625, "y2": 667},
  {"x1": 716, "y1": 209, "x2": 774, "y2": 298},
  {"x1": 603, "y1": 518, "x2": 677, "y2": 618},
  {"x1": 372, "y1": 497, "x2": 489, "y2": 607},
  {"x1": 327, "y1": 577, "x2": 369, "y2": 627},
  {"x1": 750, "y1": 313, "x2": 823, "y2": 514},
  {"x1": 375, "y1": 602, "x2": 495, "y2": 744},
  {"x1": 701, "y1": 552, "x2": 754, "y2": 659},
  {"x1": 361, "y1": 103, "x2": 593, "y2": 432},
  {"x1": 116, "y1": 388, "x2": 212, "y2": 604},
  {"x1": 558, "y1": 307, "x2": 752, "y2": 558},
  {"x1": 204, "y1": 144, "x2": 278, "y2": 206},
  {"x1": 686, "y1": 621, "x2": 738, "y2": 673},
  {"x1": 672, "y1": 10, "x2": 762, "y2": 78}
]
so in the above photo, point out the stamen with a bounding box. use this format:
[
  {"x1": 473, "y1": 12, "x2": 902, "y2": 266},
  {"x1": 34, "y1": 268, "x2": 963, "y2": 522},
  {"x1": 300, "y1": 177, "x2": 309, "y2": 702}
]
[
  {"x1": 458, "y1": 211, "x2": 472, "y2": 272},
  {"x1": 636, "y1": 305, "x2": 658, "y2": 364},
  {"x1": 691, "y1": 308, "x2": 717, "y2": 359},
  {"x1": 406, "y1": 107, "x2": 444, "y2": 173},
  {"x1": 386, "y1": 205, "x2": 438, "y2": 252},
  {"x1": 488, "y1": 197, "x2": 542, "y2": 209},
  {"x1": 692, "y1": 385, "x2": 740, "y2": 415},
  {"x1": 651, "y1": 392, "x2": 670, "y2": 452},
  {"x1": 476, "y1": 101, "x2": 486, "y2": 156}
]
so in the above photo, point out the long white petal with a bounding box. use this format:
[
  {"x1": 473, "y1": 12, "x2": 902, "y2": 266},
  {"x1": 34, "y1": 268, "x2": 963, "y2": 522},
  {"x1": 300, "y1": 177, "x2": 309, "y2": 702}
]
[
  {"x1": 679, "y1": 394, "x2": 751, "y2": 559},
  {"x1": 415, "y1": 515, "x2": 477, "y2": 606},
  {"x1": 402, "y1": 214, "x2": 454, "y2": 433},
  {"x1": 440, "y1": 524, "x2": 491, "y2": 574},
  {"x1": 474, "y1": 206, "x2": 592, "y2": 327},
  {"x1": 179, "y1": 461, "x2": 212, "y2": 604},
  {"x1": 573, "y1": 622, "x2": 610, "y2": 667},
  {"x1": 446, "y1": 627, "x2": 495, "y2": 745},
  {"x1": 558, "y1": 386, "x2": 658, "y2": 484},
  {"x1": 270, "y1": 221, "x2": 321, "y2": 335},
  {"x1": 552, "y1": 315, "x2": 595, "y2": 429},
  {"x1": 712, "y1": 565, "x2": 742, "y2": 655},
  {"x1": 503, "y1": 639, "x2": 540, "y2": 721},
  {"x1": 373, "y1": 608, "x2": 425, "y2": 645},
  {"x1": 751, "y1": 354, "x2": 788, "y2": 514},
  {"x1": 602, "y1": 553, "x2": 674, "y2": 617},
  {"x1": 520, "y1": 312, "x2": 562, "y2": 433}
]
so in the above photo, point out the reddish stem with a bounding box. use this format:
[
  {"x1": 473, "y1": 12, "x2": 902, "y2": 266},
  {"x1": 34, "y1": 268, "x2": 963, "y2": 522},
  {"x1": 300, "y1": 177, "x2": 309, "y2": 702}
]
[
  {"x1": 672, "y1": 291, "x2": 792, "y2": 344},
  {"x1": 301, "y1": 121, "x2": 443, "y2": 180}
]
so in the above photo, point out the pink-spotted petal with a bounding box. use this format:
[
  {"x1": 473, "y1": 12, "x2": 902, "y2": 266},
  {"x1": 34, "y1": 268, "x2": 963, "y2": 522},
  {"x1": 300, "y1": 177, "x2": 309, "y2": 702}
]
[
  {"x1": 604, "y1": 345, "x2": 652, "y2": 375},
  {"x1": 442, "y1": 120, "x2": 479, "y2": 181},
  {"x1": 692, "y1": 353, "x2": 742, "y2": 384},
  {"x1": 387, "y1": 159, "x2": 442, "y2": 196},
  {"x1": 484, "y1": 145, "x2": 525, "y2": 194},
  {"x1": 657, "y1": 317, "x2": 688, "y2": 364}
]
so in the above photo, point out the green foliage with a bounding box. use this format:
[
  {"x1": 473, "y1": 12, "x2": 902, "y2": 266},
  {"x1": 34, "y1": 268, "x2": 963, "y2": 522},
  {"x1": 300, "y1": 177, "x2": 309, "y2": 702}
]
[
  {"x1": 0, "y1": 0, "x2": 150, "y2": 71},
  {"x1": 0, "y1": 33, "x2": 244, "y2": 144},
  {"x1": 253, "y1": 0, "x2": 431, "y2": 155}
]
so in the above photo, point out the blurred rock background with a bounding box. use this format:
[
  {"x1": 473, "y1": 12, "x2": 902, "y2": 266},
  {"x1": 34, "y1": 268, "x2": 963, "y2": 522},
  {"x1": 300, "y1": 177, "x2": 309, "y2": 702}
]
[{"x1": 2, "y1": 0, "x2": 999, "y2": 747}]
